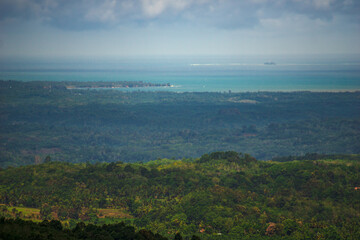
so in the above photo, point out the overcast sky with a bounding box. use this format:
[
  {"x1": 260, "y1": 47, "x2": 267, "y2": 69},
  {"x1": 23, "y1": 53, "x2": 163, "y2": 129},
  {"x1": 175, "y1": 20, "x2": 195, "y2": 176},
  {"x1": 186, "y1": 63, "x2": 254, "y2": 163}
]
[{"x1": 0, "y1": 0, "x2": 359, "y2": 57}]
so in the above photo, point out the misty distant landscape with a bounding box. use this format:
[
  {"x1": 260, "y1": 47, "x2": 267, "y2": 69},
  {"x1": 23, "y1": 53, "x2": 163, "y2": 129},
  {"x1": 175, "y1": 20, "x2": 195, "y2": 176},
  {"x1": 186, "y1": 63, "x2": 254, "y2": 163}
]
[{"x1": 1, "y1": 80, "x2": 359, "y2": 167}]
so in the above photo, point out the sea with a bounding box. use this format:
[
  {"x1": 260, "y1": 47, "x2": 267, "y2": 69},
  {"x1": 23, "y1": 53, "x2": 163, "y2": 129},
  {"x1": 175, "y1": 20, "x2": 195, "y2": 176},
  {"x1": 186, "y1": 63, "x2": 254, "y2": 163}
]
[{"x1": 0, "y1": 54, "x2": 359, "y2": 92}]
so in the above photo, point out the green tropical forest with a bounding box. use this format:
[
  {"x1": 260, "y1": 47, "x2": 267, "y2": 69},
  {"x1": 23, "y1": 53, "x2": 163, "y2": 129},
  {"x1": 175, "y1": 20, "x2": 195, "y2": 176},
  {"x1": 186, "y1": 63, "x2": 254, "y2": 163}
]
[
  {"x1": 1, "y1": 152, "x2": 360, "y2": 239},
  {"x1": 1, "y1": 81, "x2": 360, "y2": 239}
]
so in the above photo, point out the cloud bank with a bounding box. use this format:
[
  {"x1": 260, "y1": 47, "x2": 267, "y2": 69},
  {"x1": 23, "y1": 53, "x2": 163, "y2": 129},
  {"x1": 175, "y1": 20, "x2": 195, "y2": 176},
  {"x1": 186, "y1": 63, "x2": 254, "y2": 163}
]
[
  {"x1": 0, "y1": 0, "x2": 358, "y2": 30},
  {"x1": 1, "y1": 0, "x2": 359, "y2": 56}
]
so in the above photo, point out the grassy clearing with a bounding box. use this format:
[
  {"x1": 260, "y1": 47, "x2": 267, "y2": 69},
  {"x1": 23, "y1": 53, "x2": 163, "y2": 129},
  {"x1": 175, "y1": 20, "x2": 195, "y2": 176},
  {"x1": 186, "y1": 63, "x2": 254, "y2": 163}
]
[
  {"x1": 0, "y1": 204, "x2": 133, "y2": 224},
  {"x1": 13, "y1": 206, "x2": 40, "y2": 216},
  {"x1": 97, "y1": 208, "x2": 133, "y2": 219},
  {"x1": 0, "y1": 205, "x2": 41, "y2": 221}
]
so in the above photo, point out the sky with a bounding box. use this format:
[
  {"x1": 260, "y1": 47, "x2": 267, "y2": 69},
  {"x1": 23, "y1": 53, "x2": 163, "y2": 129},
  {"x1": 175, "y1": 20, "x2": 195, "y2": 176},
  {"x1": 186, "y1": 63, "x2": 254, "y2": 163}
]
[{"x1": 0, "y1": 0, "x2": 359, "y2": 57}]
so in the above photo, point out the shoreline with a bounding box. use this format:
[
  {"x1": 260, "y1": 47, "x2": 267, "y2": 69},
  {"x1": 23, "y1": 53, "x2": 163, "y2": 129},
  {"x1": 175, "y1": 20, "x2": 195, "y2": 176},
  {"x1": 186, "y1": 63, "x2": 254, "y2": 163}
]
[
  {"x1": 72, "y1": 87, "x2": 360, "y2": 93},
  {"x1": 1, "y1": 80, "x2": 358, "y2": 93},
  {"x1": 66, "y1": 87, "x2": 360, "y2": 93}
]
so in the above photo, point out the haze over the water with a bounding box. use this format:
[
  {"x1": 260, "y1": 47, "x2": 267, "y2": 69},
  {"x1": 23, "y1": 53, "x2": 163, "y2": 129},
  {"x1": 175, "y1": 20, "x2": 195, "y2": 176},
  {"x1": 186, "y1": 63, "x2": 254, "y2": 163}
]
[{"x1": 0, "y1": 0, "x2": 359, "y2": 58}]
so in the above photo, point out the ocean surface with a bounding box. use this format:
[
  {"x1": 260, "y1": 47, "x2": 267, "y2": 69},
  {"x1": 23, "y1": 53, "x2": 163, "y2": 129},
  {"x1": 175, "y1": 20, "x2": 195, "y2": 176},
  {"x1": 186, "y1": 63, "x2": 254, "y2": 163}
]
[{"x1": 0, "y1": 54, "x2": 359, "y2": 92}]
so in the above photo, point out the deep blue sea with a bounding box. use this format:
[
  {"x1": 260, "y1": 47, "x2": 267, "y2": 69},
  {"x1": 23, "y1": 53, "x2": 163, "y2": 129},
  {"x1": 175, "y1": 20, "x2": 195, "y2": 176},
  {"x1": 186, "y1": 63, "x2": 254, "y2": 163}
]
[{"x1": 0, "y1": 55, "x2": 359, "y2": 92}]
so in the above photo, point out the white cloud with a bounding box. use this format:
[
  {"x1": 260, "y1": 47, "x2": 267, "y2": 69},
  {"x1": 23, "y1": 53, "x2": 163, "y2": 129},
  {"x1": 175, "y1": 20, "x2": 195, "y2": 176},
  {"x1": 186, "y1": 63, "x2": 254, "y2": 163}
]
[
  {"x1": 0, "y1": 0, "x2": 359, "y2": 31},
  {"x1": 141, "y1": 0, "x2": 193, "y2": 18},
  {"x1": 141, "y1": 0, "x2": 167, "y2": 17}
]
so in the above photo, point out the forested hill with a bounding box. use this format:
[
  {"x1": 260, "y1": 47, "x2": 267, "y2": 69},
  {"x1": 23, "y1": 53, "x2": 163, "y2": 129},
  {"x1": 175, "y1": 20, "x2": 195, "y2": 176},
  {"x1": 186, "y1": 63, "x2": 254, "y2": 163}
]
[
  {"x1": 1, "y1": 152, "x2": 359, "y2": 239},
  {"x1": 1, "y1": 80, "x2": 360, "y2": 167}
]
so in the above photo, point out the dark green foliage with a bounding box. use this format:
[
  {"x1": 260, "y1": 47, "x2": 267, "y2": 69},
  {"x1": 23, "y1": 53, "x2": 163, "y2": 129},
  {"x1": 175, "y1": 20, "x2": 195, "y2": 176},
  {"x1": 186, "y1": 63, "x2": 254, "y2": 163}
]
[
  {"x1": 190, "y1": 236, "x2": 201, "y2": 240},
  {"x1": 272, "y1": 153, "x2": 360, "y2": 162},
  {"x1": 44, "y1": 155, "x2": 51, "y2": 163},
  {"x1": 0, "y1": 218, "x2": 72, "y2": 240},
  {"x1": 200, "y1": 151, "x2": 239, "y2": 163},
  {"x1": 0, "y1": 217, "x2": 169, "y2": 240},
  {"x1": 1, "y1": 80, "x2": 360, "y2": 167},
  {"x1": 199, "y1": 151, "x2": 257, "y2": 165},
  {"x1": 174, "y1": 233, "x2": 182, "y2": 240}
]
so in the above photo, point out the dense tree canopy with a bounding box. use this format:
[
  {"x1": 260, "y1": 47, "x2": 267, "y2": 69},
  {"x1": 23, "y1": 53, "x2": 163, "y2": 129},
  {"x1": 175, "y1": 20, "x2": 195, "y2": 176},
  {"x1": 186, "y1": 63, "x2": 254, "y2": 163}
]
[{"x1": 1, "y1": 152, "x2": 359, "y2": 239}]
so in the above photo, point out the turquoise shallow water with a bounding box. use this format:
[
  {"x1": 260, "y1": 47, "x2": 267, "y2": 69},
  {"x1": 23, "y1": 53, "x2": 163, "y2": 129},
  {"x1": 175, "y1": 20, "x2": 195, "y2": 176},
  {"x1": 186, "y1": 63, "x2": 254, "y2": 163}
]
[{"x1": 0, "y1": 55, "x2": 359, "y2": 92}]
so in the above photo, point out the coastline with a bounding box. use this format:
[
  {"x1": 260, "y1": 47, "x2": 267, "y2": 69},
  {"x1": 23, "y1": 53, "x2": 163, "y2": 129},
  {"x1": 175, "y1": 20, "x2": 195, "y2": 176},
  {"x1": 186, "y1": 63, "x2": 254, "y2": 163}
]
[{"x1": 1, "y1": 79, "x2": 359, "y2": 93}]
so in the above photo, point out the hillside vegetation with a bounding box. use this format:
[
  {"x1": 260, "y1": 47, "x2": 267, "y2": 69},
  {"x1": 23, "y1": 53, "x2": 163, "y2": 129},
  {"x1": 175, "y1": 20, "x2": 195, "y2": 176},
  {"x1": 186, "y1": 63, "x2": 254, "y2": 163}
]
[{"x1": 1, "y1": 152, "x2": 359, "y2": 239}]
